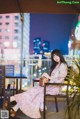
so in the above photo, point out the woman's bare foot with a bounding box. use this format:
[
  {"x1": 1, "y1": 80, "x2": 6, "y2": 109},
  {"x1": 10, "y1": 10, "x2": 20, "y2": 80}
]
[
  {"x1": 3, "y1": 100, "x2": 8, "y2": 109},
  {"x1": 10, "y1": 108, "x2": 16, "y2": 117}
]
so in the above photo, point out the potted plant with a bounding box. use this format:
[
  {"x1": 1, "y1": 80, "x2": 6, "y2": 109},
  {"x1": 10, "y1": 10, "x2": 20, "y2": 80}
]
[{"x1": 67, "y1": 60, "x2": 80, "y2": 119}]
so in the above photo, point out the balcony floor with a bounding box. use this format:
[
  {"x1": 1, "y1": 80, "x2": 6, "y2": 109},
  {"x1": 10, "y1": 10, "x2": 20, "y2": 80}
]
[{"x1": 15, "y1": 101, "x2": 68, "y2": 119}]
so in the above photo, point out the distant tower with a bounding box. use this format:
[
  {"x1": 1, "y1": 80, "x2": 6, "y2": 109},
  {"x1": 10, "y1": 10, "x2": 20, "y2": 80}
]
[
  {"x1": 42, "y1": 40, "x2": 50, "y2": 53},
  {"x1": 33, "y1": 38, "x2": 50, "y2": 59},
  {"x1": 33, "y1": 38, "x2": 42, "y2": 54}
]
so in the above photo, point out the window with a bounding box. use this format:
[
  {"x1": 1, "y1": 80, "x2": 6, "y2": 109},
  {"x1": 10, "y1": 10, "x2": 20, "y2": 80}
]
[
  {"x1": 5, "y1": 22, "x2": 9, "y2": 25},
  {"x1": 4, "y1": 41, "x2": 10, "y2": 47},
  {"x1": 5, "y1": 29, "x2": 10, "y2": 32},
  {"x1": 0, "y1": 16, "x2": 2, "y2": 19},
  {"x1": 0, "y1": 29, "x2": 2, "y2": 32},
  {"x1": 14, "y1": 16, "x2": 19, "y2": 20},
  {"x1": 5, "y1": 36, "x2": 9, "y2": 39},
  {"x1": 6, "y1": 16, "x2": 10, "y2": 19},
  {"x1": 0, "y1": 42, "x2": 2, "y2": 46},
  {"x1": 14, "y1": 36, "x2": 18, "y2": 40},
  {"x1": 14, "y1": 22, "x2": 18, "y2": 27},
  {"x1": 13, "y1": 41, "x2": 17, "y2": 48},
  {"x1": 14, "y1": 29, "x2": 18, "y2": 33}
]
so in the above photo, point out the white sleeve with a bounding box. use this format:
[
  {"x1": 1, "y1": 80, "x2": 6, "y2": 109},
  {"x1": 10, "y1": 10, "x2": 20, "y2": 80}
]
[
  {"x1": 50, "y1": 63, "x2": 67, "y2": 83},
  {"x1": 54, "y1": 64, "x2": 67, "y2": 83}
]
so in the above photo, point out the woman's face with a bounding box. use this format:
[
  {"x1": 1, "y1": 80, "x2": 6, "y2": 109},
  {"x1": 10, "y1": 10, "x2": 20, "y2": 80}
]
[{"x1": 53, "y1": 54, "x2": 60, "y2": 63}]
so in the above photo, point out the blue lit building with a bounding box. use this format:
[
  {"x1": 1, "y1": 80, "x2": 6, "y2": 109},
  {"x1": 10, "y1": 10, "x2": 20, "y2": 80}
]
[
  {"x1": 33, "y1": 38, "x2": 42, "y2": 54},
  {"x1": 33, "y1": 38, "x2": 50, "y2": 59},
  {"x1": 42, "y1": 40, "x2": 50, "y2": 53}
]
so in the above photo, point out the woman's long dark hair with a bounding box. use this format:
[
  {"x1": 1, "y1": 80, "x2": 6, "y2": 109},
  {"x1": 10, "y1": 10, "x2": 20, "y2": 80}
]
[{"x1": 50, "y1": 49, "x2": 67, "y2": 75}]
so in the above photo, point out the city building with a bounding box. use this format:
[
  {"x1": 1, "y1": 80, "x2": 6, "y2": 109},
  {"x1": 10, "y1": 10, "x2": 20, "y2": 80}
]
[
  {"x1": 0, "y1": 13, "x2": 30, "y2": 87},
  {"x1": 0, "y1": 13, "x2": 30, "y2": 61},
  {"x1": 33, "y1": 38, "x2": 50, "y2": 58},
  {"x1": 42, "y1": 40, "x2": 50, "y2": 53},
  {"x1": 68, "y1": 14, "x2": 80, "y2": 57},
  {"x1": 33, "y1": 37, "x2": 42, "y2": 54}
]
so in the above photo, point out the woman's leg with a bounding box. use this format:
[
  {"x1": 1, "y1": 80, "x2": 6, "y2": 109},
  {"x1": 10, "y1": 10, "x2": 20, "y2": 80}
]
[
  {"x1": 12, "y1": 104, "x2": 19, "y2": 111},
  {"x1": 10, "y1": 104, "x2": 19, "y2": 117},
  {"x1": 4, "y1": 96, "x2": 15, "y2": 109},
  {"x1": 10, "y1": 96, "x2": 15, "y2": 102},
  {"x1": 10, "y1": 96, "x2": 19, "y2": 111}
]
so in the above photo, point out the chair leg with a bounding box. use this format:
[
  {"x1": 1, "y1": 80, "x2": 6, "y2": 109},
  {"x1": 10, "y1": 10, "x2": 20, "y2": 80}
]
[
  {"x1": 67, "y1": 97, "x2": 71, "y2": 119},
  {"x1": 55, "y1": 97, "x2": 58, "y2": 112},
  {"x1": 43, "y1": 96, "x2": 46, "y2": 119}
]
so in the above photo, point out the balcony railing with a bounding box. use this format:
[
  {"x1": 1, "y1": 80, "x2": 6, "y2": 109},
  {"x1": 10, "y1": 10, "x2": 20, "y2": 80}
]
[{"x1": 0, "y1": 55, "x2": 80, "y2": 90}]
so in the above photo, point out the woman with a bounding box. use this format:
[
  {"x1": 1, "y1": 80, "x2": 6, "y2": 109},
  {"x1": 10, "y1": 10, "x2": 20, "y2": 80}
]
[{"x1": 10, "y1": 49, "x2": 67, "y2": 118}]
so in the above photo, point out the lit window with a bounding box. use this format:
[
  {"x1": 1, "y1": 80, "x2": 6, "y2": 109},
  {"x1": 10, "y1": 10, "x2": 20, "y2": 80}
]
[
  {"x1": 6, "y1": 16, "x2": 10, "y2": 19},
  {"x1": 14, "y1": 16, "x2": 19, "y2": 20},
  {"x1": 14, "y1": 29, "x2": 18, "y2": 33},
  {"x1": 5, "y1": 29, "x2": 10, "y2": 32},
  {"x1": 0, "y1": 16, "x2": 2, "y2": 19},
  {"x1": 5, "y1": 22, "x2": 9, "y2": 25},
  {"x1": 13, "y1": 41, "x2": 17, "y2": 48},
  {"x1": 4, "y1": 41, "x2": 10, "y2": 47},
  {"x1": 5, "y1": 36, "x2": 9, "y2": 39}
]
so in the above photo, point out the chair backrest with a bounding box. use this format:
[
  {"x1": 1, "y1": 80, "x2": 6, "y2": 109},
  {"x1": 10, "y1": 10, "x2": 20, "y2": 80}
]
[
  {"x1": 65, "y1": 66, "x2": 71, "y2": 81},
  {"x1": 5, "y1": 65, "x2": 14, "y2": 75},
  {"x1": 33, "y1": 79, "x2": 40, "y2": 87}
]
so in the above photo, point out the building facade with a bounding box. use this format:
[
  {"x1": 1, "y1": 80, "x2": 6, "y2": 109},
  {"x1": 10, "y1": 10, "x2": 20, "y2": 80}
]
[
  {"x1": 68, "y1": 14, "x2": 80, "y2": 57},
  {"x1": 0, "y1": 13, "x2": 30, "y2": 60}
]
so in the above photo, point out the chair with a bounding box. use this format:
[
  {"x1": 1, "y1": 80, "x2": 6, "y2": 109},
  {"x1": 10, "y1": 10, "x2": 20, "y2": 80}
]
[
  {"x1": 5, "y1": 65, "x2": 14, "y2": 75},
  {"x1": 33, "y1": 79, "x2": 71, "y2": 119},
  {"x1": 5, "y1": 65, "x2": 16, "y2": 95},
  {"x1": 43, "y1": 82, "x2": 71, "y2": 119},
  {"x1": 33, "y1": 66, "x2": 73, "y2": 119},
  {"x1": 0, "y1": 65, "x2": 10, "y2": 109}
]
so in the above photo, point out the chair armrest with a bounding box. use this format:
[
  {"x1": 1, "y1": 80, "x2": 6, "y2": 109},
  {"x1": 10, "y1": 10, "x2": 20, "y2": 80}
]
[
  {"x1": 33, "y1": 79, "x2": 39, "y2": 86},
  {"x1": 44, "y1": 82, "x2": 71, "y2": 87},
  {"x1": 44, "y1": 82, "x2": 72, "y2": 96}
]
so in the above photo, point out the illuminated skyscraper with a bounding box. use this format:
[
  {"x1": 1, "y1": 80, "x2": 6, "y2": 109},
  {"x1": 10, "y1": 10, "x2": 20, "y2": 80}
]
[
  {"x1": 33, "y1": 38, "x2": 42, "y2": 54},
  {"x1": 42, "y1": 40, "x2": 50, "y2": 53}
]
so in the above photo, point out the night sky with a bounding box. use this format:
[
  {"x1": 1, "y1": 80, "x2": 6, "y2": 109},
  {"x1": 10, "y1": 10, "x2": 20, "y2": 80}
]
[{"x1": 30, "y1": 14, "x2": 78, "y2": 55}]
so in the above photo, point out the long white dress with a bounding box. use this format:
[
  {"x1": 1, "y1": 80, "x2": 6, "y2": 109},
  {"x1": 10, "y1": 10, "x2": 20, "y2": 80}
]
[{"x1": 13, "y1": 63, "x2": 67, "y2": 118}]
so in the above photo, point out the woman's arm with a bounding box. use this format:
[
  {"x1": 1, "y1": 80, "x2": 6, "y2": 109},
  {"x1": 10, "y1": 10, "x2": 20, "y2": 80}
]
[
  {"x1": 54, "y1": 64, "x2": 67, "y2": 83},
  {"x1": 42, "y1": 73, "x2": 52, "y2": 80},
  {"x1": 50, "y1": 63, "x2": 67, "y2": 83}
]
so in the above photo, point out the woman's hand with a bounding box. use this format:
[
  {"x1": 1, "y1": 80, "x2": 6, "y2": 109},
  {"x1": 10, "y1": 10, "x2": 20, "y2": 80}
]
[{"x1": 42, "y1": 73, "x2": 51, "y2": 80}]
